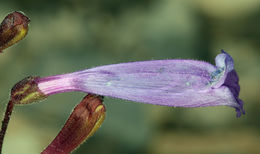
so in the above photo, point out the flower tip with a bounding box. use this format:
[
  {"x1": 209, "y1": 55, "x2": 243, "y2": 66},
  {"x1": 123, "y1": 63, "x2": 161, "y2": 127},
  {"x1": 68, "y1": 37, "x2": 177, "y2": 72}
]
[
  {"x1": 14, "y1": 11, "x2": 30, "y2": 22},
  {"x1": 236, "y1": 108, "x2": 245, "y2": 118},
  {"x1": 8, "y1": 11, "x2": 30, "y2": 26},
  {"x1": 235, "y1": 99, "x2": 245, "y2": 118},
  {"x1": 221, "y1": 49, "x2": 227, "y2": 54},
  {"x1": 236, "y1": 108, "x2": 242, "y2": 118}
]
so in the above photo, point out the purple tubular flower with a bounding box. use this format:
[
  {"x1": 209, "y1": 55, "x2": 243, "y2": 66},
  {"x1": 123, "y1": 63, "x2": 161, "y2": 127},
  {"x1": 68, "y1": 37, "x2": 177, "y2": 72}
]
[{"x1": 37, "y1": 50, "x2": 245, "y2": 117}]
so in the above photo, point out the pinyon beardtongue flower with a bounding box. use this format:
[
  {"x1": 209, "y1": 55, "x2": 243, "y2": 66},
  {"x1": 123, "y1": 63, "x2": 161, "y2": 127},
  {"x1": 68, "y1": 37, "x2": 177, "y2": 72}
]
[
  {"x1": 11, "y1": 50, "x2": 244, "y2": 117},
  {"x1": 0, "y1": 10, "x2": 245, "y2": 154}
]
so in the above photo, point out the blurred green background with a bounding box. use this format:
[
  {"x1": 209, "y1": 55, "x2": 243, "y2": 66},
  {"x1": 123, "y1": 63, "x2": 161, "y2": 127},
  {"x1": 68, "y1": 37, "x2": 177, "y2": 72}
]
[{"x1": 0, "y1": 0, "x2": 260, "y2": 154}]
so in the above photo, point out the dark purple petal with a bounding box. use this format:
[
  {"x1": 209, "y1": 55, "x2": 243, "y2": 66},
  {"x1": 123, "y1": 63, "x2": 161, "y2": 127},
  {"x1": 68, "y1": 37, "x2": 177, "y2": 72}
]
[{"x1": 210, "y1": 50, "x2": 244, "y2": 117}]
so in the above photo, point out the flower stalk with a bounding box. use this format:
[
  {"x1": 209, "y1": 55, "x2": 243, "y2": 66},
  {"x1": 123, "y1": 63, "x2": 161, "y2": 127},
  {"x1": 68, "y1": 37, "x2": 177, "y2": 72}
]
[{"x1": 0, "y1": 101, "x2": 14, "y2": 154}]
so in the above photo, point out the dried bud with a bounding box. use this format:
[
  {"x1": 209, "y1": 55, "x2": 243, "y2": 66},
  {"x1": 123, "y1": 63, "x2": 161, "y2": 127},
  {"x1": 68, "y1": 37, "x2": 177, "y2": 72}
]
[
  {"x1": 0, "y1": 11, "x2": 30, "y2": 52},
  {"x1": 42, "y1": 94, "x2": 106, "y2": 154},
  {"x1": 11, "y1": 76, "x2": 47, "y2": 104}
]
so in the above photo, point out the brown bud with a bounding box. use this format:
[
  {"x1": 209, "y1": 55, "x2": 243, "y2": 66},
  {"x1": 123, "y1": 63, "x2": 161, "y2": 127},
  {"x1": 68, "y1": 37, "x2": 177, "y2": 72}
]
[
  {"x1": 0, "y1": 11, "x2": 30, "y2": 52},
  {"x1": 11, "y1": 76, "x2": 47, "y2": 104},
  {"x1": 41, "y1": 94, "x2": 106, "y2": 154}
]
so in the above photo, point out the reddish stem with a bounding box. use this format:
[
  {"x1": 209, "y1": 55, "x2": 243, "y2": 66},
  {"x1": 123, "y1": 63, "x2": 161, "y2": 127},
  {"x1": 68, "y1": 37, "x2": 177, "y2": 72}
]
[{"x1": 0, "y1": 100, "x2": 14, "y2": 154}]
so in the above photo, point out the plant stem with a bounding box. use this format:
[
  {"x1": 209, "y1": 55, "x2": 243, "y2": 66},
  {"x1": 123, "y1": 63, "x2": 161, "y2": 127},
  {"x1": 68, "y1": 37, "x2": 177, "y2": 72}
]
[{"x1": 0, "y1": 100, "x2": 14, "y2": 154}]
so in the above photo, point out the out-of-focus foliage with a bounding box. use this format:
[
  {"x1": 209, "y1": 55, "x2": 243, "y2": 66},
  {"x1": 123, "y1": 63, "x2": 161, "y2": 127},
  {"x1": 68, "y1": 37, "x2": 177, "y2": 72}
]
[{"x1": 0, "y1": 0, "x2": 260, "y2": 154}]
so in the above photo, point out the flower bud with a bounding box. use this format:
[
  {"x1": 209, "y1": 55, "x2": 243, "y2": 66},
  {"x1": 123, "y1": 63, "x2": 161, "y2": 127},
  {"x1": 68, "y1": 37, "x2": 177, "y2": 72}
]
[
  {"x1": 42, "y1": 94, "x2": 106, "y2": 154},
  {"x1": 0, "y1": 11, "x2": 30, "y2": 52},
  {"x1": 11, "y1": 76, "x2": 47, "y2": 105}
]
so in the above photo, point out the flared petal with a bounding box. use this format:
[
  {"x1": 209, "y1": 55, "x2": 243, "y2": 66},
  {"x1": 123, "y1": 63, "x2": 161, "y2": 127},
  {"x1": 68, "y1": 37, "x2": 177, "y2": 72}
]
[{"x1": 210, "y1": 50, "x2": 244, "y2": 116}]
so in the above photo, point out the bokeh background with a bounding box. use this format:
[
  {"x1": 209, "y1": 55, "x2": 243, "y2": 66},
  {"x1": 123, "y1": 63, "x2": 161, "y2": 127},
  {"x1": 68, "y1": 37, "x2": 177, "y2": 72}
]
[{"x1": 0, "y1": 0, "x2": 260, "y2": 154}]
